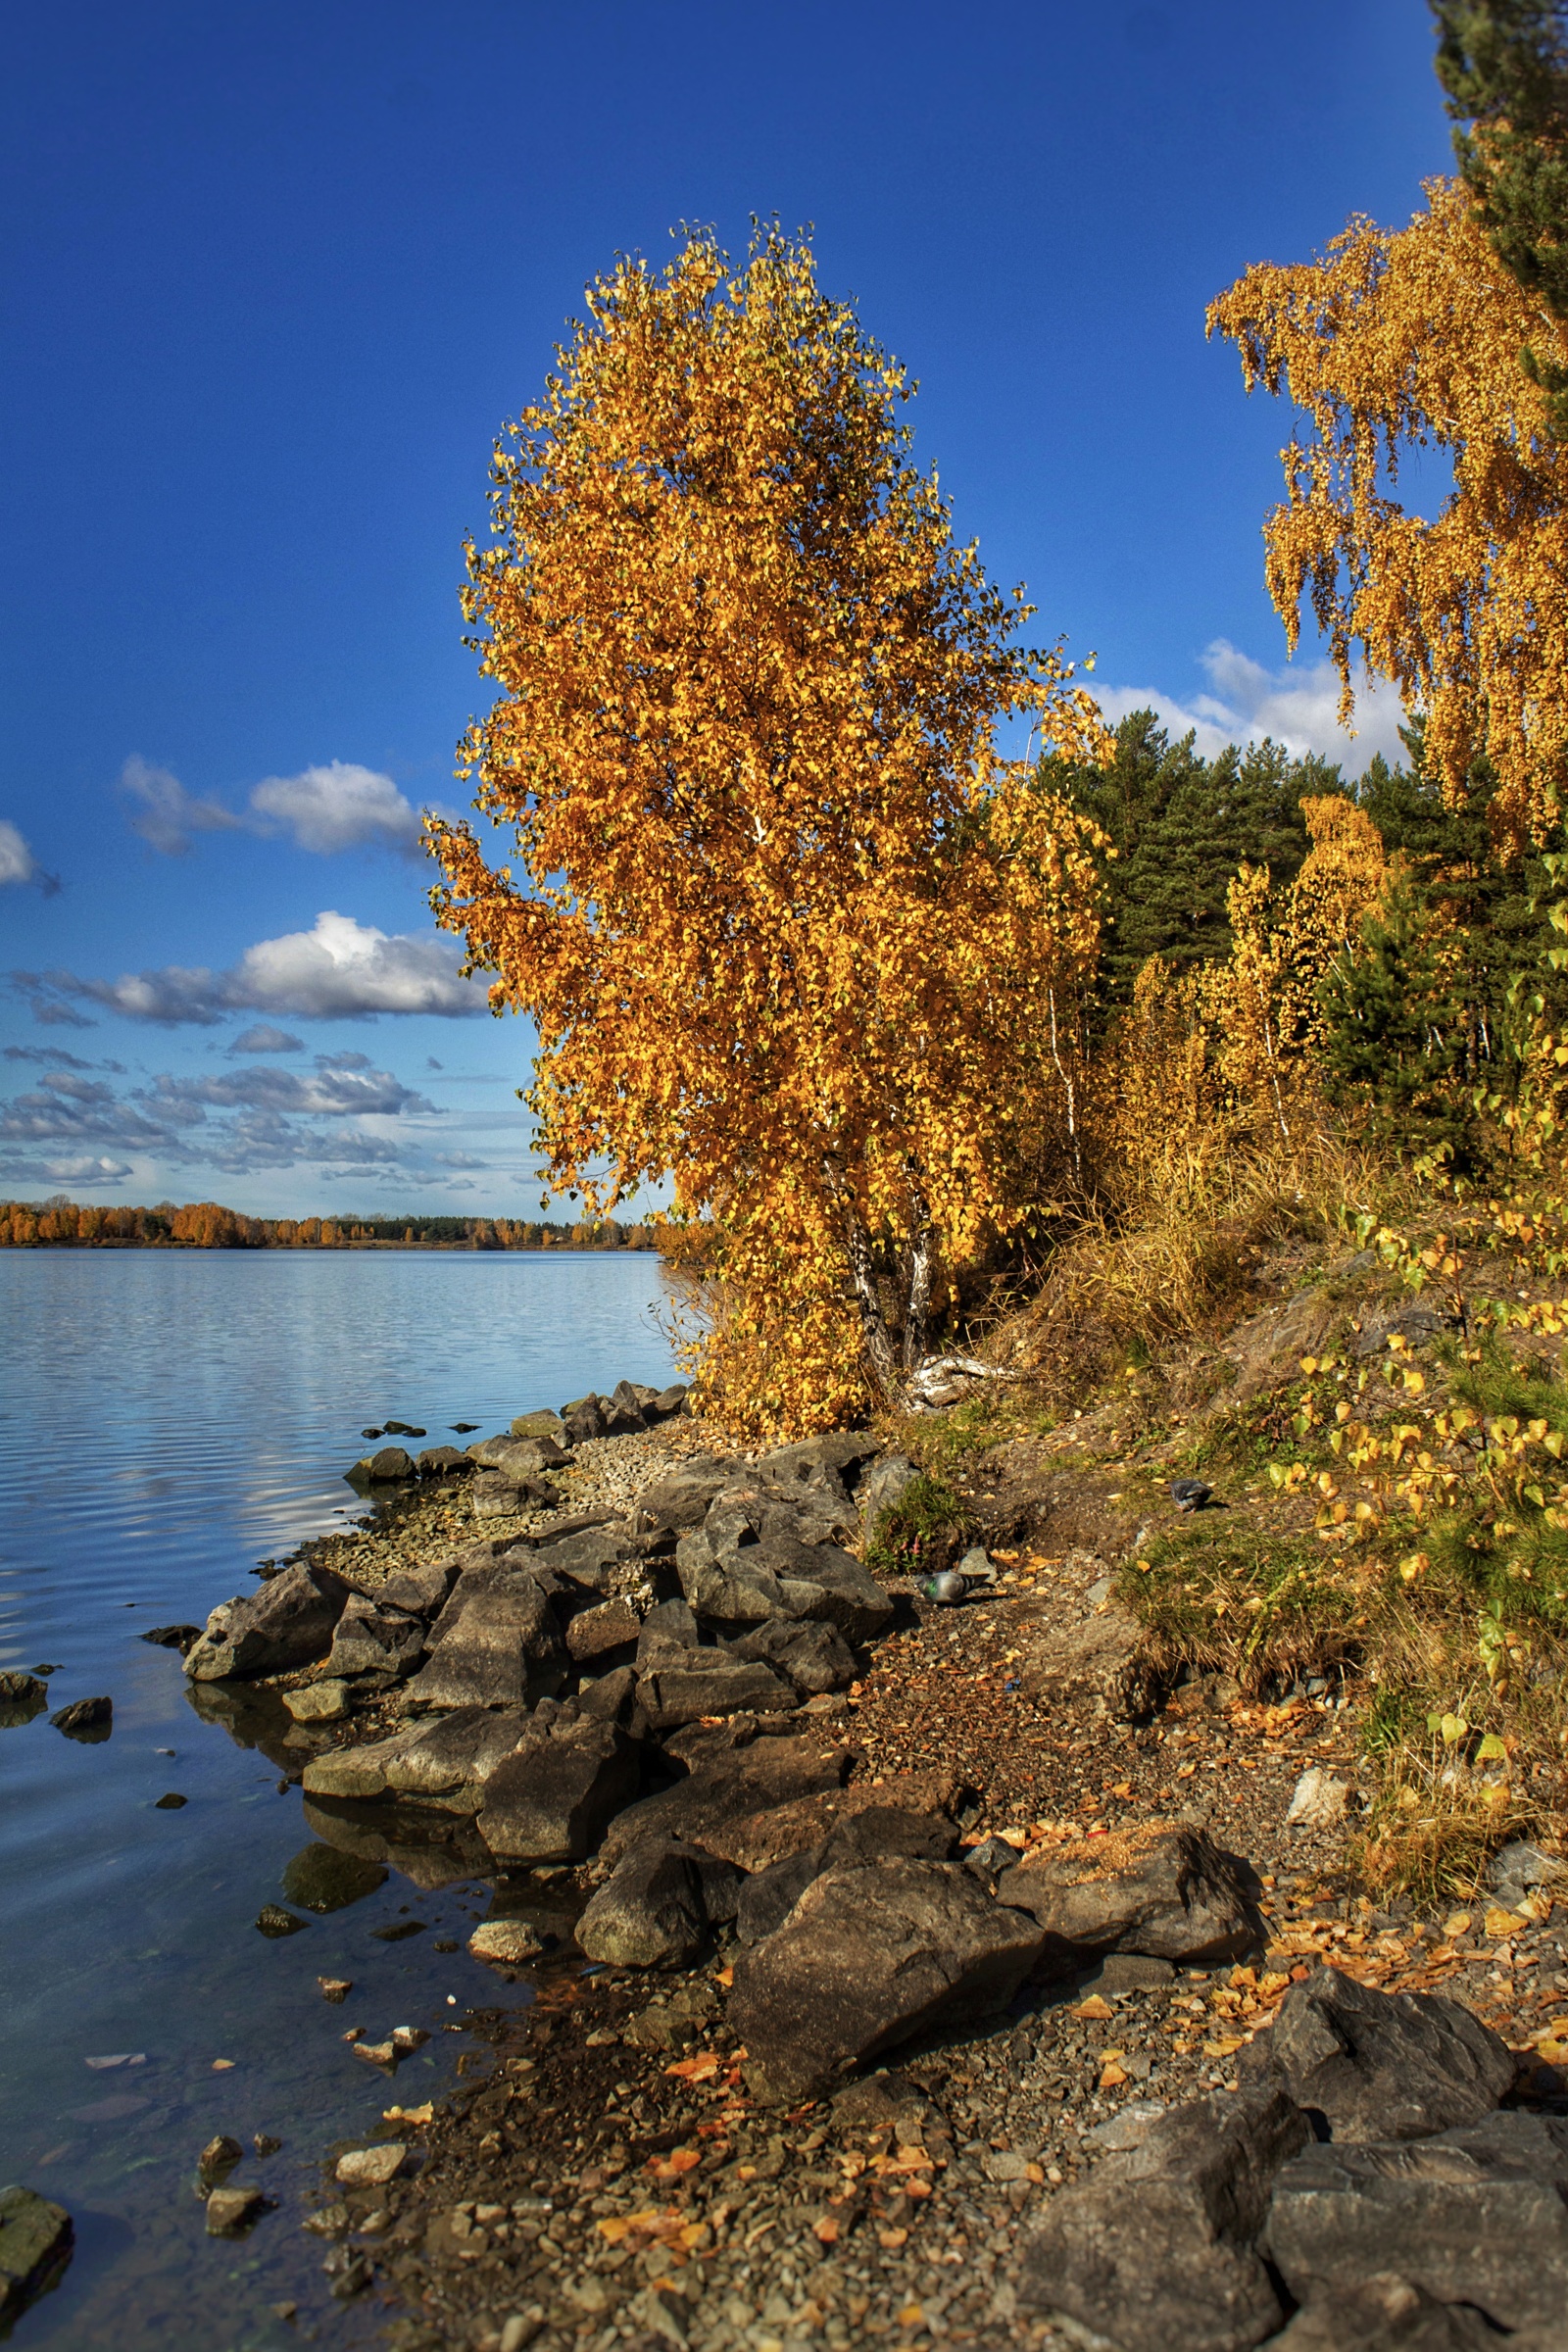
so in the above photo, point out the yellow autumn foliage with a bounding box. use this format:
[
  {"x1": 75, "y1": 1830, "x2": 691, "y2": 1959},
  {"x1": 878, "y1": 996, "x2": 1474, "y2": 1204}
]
[
  {"x1": 1209, "y1": 175, "x2": 1568, "y2": 850},
  {"x1": 427, "y1": 224, "x2": 1109, "y2": 1436}
]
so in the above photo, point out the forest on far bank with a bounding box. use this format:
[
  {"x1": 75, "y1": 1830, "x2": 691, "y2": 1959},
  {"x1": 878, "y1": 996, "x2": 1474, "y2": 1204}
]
[{"x1": 0, "y1": 1200, "x2": 656, "y2": 1251}]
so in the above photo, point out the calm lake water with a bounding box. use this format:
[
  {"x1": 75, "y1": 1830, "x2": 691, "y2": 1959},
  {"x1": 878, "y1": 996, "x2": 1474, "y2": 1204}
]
[{"x1": 0, "y1": 1248, "x2": 677, "y2": 2349}]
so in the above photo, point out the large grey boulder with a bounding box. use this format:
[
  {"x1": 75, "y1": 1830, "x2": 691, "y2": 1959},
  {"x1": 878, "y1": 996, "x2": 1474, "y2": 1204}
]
[
  {"x1": 600, "y1": 1729, "x2": 852, "y2": 1864},
  {"x1": 702, "y1": 1767, "x2": 962, "y2": 1873},
  {"x1": 375, "y1": 1560, "x2": 460, "y2": 1617},
  {"x1": 325, "y1": 1592, "x2": 428, "y2": 1681},
  {"x1": 301, "y1": 1706, "x2": 529, "y2": 1809},
  {"x1": 576, "y1": 1835, "x2": 740, "y2": 1969},
  {"x1": 477, "y1": 1714, "x2": 638, "y2": 1863},
  {"x1": 637, "y1": 1597, "x2": 700, "y2": 1661},
  {"x1": 467, "y1": 1433, "x2": 566, "y2": 1475},
  {"x1": 402, "y1": 1571, "x2": 565, "y2": 1710},
  {"x1": 1250, "y1": 1968, "x2": 1516, "y2": 2142},
  {"x1": 675, "y1": 1516, "x2": 892, "y2": 1642},
  {"x1": 727, "y1": 1858, "x2": 1044, "y2": 2102},
  {"x1": 734, "y1": 1801, "x2": 956, "y2": 1943},
  {"x1": 1265, "y1": 2113, "x2": 1568, "y2": 2333},
  {"x1": 1019, "y1": 2086, "x2": 1309, "y2": 2352},
  {"x1": 639, "y1": 1652, "x2": 796, "y2": 1731},
  {"x1": 1267, "y1": 2276, "x2": 1499, "y2": 2351},
  {"x1": 184, "y1": 1561, "x2": 351, "y2": 1682},
  {"x1": 728, "y1": 1617, "x2": 857, "y2": 1694},
  {"x1": 1005, "y1": 1824, "x2": 1261, "y2": 1966},
  {"x1": 527, "y1": 1524, "x2": 643, "y2": 1592},
  {"x1": 511, "y1": 1409, "x2": 568, "y2": 1443},
  {"x1": 635, "y1": 1455, "x2": 740, "y2": 1537},
  {"x1": 564, "y1": 1597, "x2": 641, "y2": 1664},
  {"x1": 0, "y1": 2185, "x2": 73, "y2": 2326}
]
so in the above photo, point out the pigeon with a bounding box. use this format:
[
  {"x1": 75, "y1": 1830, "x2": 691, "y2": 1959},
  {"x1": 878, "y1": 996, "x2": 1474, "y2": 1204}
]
[
  {"x1": 922, "y1": 1570, "x2": 967, "y2": 1605},
  {"x1": 1170, "y1": 1478, "x2": 1212, "y2": 1512}
]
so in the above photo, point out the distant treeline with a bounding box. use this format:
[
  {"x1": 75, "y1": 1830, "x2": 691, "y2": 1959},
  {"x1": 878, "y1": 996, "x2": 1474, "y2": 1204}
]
[{"x1": 0, "y1": 1200, "x2": 658, "y2": 1251}]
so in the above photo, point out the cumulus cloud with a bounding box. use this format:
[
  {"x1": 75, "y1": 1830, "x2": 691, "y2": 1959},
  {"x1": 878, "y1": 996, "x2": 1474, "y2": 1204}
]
[
  {"x1": 4, "y1": 1044, "x2": 98, "y2": 1070},
  {"x1": 120, "y1": 756, "x2": 424, "y2": 858},
  {"x1": 228, "y1": 1024, "x2": 304, "y2": 1055},
  {"x1": 0, "y1": 1049, "x2": 449, "y2": 1184},
  {"x1": 13, "y1": 910, "x2": 487, "y2": 1027},
  {"x1": 120, "y1": 757, "x2": 244, "y2": 856},
  {"x1": 0, "y1": 819, "x2": 61, "y2": 896},
  {"x1": 1089, "y1": 640, "x2": 1412, "y2": 772},
  {"x1": 0, "y1": 1153, "x2": 134, "y2": 1188},
  {"x1": 144, "y1": 1065, "x2": 436, "y2": 1118},
  {"x1": 248, "y1": 762, "x2": 423, "y2": 855}
]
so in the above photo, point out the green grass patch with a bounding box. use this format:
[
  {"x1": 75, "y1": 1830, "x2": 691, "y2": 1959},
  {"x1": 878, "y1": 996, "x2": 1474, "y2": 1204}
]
[
  {"x1": 863, "y1": 1471, "x2": 966, "y2": 1577},
  {"x1": 1114, "y1": 1521, "x2": 1367, "y2": 1694}
]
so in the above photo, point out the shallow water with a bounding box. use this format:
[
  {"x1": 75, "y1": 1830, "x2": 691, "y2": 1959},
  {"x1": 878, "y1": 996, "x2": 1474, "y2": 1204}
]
[{"x1": 0, "y1": 1249, "x2": 676, "y2": 2348}]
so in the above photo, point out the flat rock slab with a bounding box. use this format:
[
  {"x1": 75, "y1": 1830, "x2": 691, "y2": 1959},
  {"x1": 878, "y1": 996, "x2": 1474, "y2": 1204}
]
[
  {"x1": 1006, "y1": 1823, "x2": 1261, "y2": 1965},
  {"x1": 1252, "y1": 1967, "x2": 1516, "y2": 2141},
  {"x1": 403, "y1": 1574, "x2": 564, "y2": 1710},
  {"x1": 302, "y1": 1706, "x2": 530, "y2": 1811},
  {"x1": 727, "y1": 1857, "x2": 1044, "y2": 2102},
  {"x1": 639, "y1": 1653, "x2": 796, "y2": 1731},
  {"x1": 1265, "y1": 2113, "x2": 1568, "y2": 2333},
  {"x1": 1020, "y1": 2087, "x2": 1310, "y2": 2352},
  {"x1": 0, "y1": 2185, "x2": 73, "y2": 2324},
  {"x1": 600, "y1": 1732, "x2": 852, "y2": 1865},
  {"x1": 477, "y1": 1716, "x2": 638, "y2": 1864},
  {"x1": 185, "y1": 1561, "x2": 350, "y2": 1682},
  {"x1": 702, "y1": 1769, "x2": 962, "y2": 1874}
]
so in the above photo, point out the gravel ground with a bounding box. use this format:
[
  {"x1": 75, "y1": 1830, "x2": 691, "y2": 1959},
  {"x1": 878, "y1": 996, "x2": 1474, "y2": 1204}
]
[{"x1": 262, "y1": 1428, "x2": 1568, "y2": 2352}]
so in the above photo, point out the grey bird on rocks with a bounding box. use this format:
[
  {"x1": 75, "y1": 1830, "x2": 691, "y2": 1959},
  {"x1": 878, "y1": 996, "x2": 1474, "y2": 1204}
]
[
  {"x1": 922, "y1": 1570, "x2": 968, "y2": 1605},
  {"x1": 1170, "y1": 1478, "x2": 1212, "y2": 1512}
]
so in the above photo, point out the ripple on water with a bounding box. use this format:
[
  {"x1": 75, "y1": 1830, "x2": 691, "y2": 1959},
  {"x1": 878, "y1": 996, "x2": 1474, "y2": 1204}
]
[{"x1": 0, "y1": 1246, "x2": 675, "y2": 2347}]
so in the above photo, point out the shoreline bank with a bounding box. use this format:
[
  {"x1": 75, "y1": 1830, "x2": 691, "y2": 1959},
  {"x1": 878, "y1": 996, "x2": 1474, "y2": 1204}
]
[{"x1": 136, "y1": 1361, "x2": 1568, "y2": 2352}]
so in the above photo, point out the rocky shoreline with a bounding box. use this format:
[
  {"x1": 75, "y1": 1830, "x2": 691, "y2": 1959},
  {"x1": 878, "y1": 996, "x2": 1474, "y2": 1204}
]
[{"x1": 12, "y1": 1363, "x2": 1568, "y2": 2350}]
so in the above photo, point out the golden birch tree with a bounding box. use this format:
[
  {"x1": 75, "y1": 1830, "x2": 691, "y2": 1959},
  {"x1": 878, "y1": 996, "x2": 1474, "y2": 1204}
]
[
  {"x1": 1208, "y1": 176, "x2": 1568, "y2": 850},
  {"x1": 426, "y1": 225, "x2": 1108, "y2": 1434}
]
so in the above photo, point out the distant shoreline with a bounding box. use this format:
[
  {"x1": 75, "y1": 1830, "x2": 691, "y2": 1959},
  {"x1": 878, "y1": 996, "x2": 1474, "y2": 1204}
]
[{"x1": 1, "y1": 1200, "x2": 658, "y2": 1252}]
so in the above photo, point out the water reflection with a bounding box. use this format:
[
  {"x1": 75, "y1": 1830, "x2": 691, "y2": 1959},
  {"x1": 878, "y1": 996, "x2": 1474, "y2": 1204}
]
[{"x1": 0, "y1": 1248, "x2": 673, "y2": 2348}]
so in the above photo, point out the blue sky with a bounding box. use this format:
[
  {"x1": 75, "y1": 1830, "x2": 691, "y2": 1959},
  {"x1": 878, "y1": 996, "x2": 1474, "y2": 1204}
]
[{"x1": 1, "y1": 0, "x2": 1453, "y2": 1214}]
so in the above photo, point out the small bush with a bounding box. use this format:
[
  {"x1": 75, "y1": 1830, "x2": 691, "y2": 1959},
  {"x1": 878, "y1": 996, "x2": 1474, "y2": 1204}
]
[{"x1": 864, "y1": 1472, "x2": 966, "y2": 1578}]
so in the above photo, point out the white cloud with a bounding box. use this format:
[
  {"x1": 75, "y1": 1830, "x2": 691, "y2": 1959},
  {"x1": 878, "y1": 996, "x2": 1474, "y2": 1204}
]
[
  {"x1": 228, "y1": 910, "x2": 483, "y2": 1018},
  {"x1": 121, "y1": 756, "x2": 425, "y2": 859},
  {"x1": 0, "y1": 1153, "x2": 134, "y2": 1188},
  {"x1": 0, "y1": 819, "x2": 60, "y2": 895},
  {"x1": 248, "y1": 761, "x2": 423, "y2": 855},
  {"x1": 1090, "y1": 641, "x2": 1412, "y2": 773},
  {"x1": 120, "y1": 757, "x2": 243, "y2": 856},
  {"x1": 228, "y1": 1024, "x2": 304, "y2": 1055},
  {"x1": 15, "y1": 910, "x2": 487, "y2": 1027}
]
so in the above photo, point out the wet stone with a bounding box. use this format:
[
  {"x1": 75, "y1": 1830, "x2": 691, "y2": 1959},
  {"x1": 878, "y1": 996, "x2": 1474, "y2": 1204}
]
[
  {"x1": 205, "y1": 2182, "x2": 267, "y2": 2236},
  {"x1": 280, "y1": 1841, "x2": 389, "y2": 1913},
  {"x1": 255, "y1": 1904, "x2": 308, "y2": 1938},
  {"x1": 50, "y1": 1694, "x2": 112, "y2": 1739}
]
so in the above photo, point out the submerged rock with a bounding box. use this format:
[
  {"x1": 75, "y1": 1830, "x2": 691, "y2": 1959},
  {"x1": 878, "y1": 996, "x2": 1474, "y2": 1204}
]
[
  {"x1": 280, "y1": 1842, "x2": 388, "y2": 1913},
  {"x1": 50, "y1": 1695, "x2": 112, "y2": 1740},
  {"x1": 0, "y1": 2185, "x2": 73, "y2": 2325}
]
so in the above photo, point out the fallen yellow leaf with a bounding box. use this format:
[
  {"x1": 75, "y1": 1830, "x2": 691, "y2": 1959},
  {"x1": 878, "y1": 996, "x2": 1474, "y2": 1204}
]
[
  {"x1": 1485, "y1": 1906, "x2": 1527, "y2": 1940},
  {"x1": 1073, "y1": 1995, "x2": 1115, "y2": 2021},
  {"x1": 1203, "y1": 2036, "x2": 1246, "y2": 2059},
  {"x1": 1443, "y1": 1911, "x2": 1473, "y2": 1937}
]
